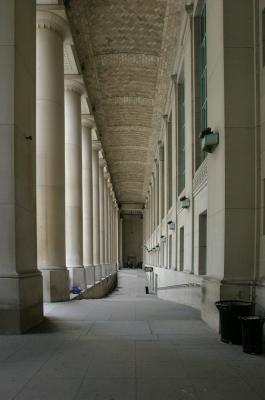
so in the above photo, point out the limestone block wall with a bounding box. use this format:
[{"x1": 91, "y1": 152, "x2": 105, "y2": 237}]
[{"x1": 144, "y1": 0, "x2": 263, "y2": 332}]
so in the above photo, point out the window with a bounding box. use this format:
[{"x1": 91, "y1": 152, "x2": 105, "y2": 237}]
[
  {"x1": 198, "y1": 211, "x2": 207, "y2": 275},
  {"x1": 200, "y1": 1, "x2": 207, "y2": 163},
  {"x1": 262, "y1": 8, "x2": 265, "y2": 67},
  {"x1": 167, "y1": 112, "x2": 173, "y2": 210},
  {"x1": 194, "y1": 1, "x2": 207, "y2": 169},
  {"x1": 156, "y1": 162, "x2": 159, "y2": 227},
  {"x1": 160, "y1": 145, "x2": 165, "y2": 220},
  {"x1": 178, "y1": 79, "x2": 185, "y2": 194},
  {"x1": 168, "y1": 235, "x2": 172, "y2": 269},
  {"x1": 179, "y1": 226, "x2": 184, "y2": 271}
]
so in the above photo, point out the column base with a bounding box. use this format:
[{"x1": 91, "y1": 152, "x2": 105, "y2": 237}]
[
  {"x1": 40, "y1": 268, "x2": 70, "y2": 302},
  {"x1": 68, "y1": 266, "x2": 86, "y2": 290},
  {"x1": 0, "y1": 272, "x2": 43, "y2": 334},
  {"x1": 85, "y1": 265, "x2": 95, "y2": 286},
  {"x1": 95, "y1": 264, "x2": 102, "y2": 282},
  {"x1": 101, "y1": 264, "x2": 106, "y2": 279}
]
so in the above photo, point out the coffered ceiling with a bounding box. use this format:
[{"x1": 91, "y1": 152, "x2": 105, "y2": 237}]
[{"x1": 66, "y1": 0, "x2": 185, "y2": 205}]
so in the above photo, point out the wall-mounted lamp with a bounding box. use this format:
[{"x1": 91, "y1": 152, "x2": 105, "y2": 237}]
[
  {"x1": 200, "y1": 127, "x2": 219, "y2": 153},
  {"x1": 160, "y1": 235, "x2": 167, "y2": 243},
  {"x1": 185, "y1": 0, "x2": 194, "y2": 15},
  {"x1": 180, "y1": 196, "x2": 190, "y2": 209},
  {"x1": 167, "y1": 220, "x2": 176, "y2": 231}
]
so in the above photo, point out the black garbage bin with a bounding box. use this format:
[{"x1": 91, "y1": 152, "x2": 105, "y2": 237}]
[
  {"x1": 215, "y1": 300, "x2": 253, "y2": 344},
  {"x1": 239, "y1": 316, "x2": 265, "y2": 355}
]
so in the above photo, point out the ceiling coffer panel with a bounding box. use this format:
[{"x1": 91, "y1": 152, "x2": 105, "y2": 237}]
[{"x1": 66, "y1": 0, "x2": 185, "y2": 204}]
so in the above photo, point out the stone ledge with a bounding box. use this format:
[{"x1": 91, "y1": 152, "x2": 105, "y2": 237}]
[{"x1": 77, "y1": 273, "x2": 118, "y2": 300}]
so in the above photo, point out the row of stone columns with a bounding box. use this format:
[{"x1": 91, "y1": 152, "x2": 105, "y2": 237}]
[
  {"x1": 36, "y1": 10, "x2": 119, "y2": 302},
  {"x1": 144, "y1": 141, "x2": 165, "y2": 267}
]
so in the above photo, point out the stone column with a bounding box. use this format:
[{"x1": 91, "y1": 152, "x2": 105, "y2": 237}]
[
  {"x1": 112, "y1": 199, "x2": 116, "y2": 272},
  {"x1": 114, "y1": 203, "x2": 118, "y2": 271},
  {"x1": 110, "y1": 192, "x2": 113, "y2": 273},
  {"x1": 119, "y1": 212, "x2": 123, "y2": 268},
  {"x1": 104, "y1": 170, "x2": 109, "y2": 272},
  {"x1": 107, "y1": 181, "x2": 112, "y2": 275},
  {"x1": 111, "y1": 190, "x2": 115, "y2": 271},
  {"x1": 82, "y1": 115, "x2": 95, "y2": 285},
  {"x1": 116, "y1": 206, "x2": 119, "y2": 269},
  {"x1": 99, "y1": 158, "x2": 106, "y2": 279},
  {"x1": 36, "y1": 11, "x2": 70, "y2": 301},
  {"x1": 65, "y1": 80, "x2": 85, "y2": 290},
  {"x1": 92, "y1": 141, "x2": 101, "y2": 281},
  {"x1": 0, "y1": 0, "x2": 43, "y2": 333}
]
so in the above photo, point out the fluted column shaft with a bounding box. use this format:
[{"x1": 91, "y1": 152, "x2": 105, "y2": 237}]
[
  {"x1": 65, "y1": 81, "x2": 85, "y2": 290},
  {"x1": 36, "y1": 11, "x2": 69, "y2": 301}
]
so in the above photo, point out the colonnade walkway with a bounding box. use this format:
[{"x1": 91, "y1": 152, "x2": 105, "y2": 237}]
[{"x1": 1, "y1": 270, "x2": 265, "y2": 400}]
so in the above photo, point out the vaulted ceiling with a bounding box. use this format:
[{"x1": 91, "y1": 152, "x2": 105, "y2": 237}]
[{"x1": 66, "y1": 0, "x2": 184, "y2": 206}]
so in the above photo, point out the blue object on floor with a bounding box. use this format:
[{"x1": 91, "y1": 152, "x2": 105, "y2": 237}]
[{"x1": 71, "y1": 287, "x2": 81, "y2": 294}]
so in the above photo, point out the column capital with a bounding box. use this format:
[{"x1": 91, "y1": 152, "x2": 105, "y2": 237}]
[
  {"x1": 64, "y1": 79, "x2": 85, "y2": 95},
  {"x1": 81, "y1": 114, "x2": 95, "y2": 129},
  {"x1": 99, "y1": 158, "x2": 107, "y2": 169},
  {"x1": 36, "y1": 11, "x2": 71, "y2": 43},
  {"x1": 104, "y1": 170, "x2": 110, "y2": 181},
  {"x1": 107, "y1": 181, "x2": 113, "y2": 190},
  {"x1": 92, "y1": 140, "x2": 102, "y2": 152}
]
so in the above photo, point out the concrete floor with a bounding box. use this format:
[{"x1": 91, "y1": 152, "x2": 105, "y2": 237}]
[{"x1": 1, "y1": 270, "x2": 265, "y2": 400}]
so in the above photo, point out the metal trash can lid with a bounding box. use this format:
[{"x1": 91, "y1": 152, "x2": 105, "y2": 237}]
[{"x1": 239, "y1": 316, "x2": 265, "y2": 321}]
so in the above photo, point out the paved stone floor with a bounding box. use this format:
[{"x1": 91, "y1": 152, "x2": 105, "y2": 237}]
[{"x1": 1, "y1": 270, "x2": 265, "y2": 400}]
